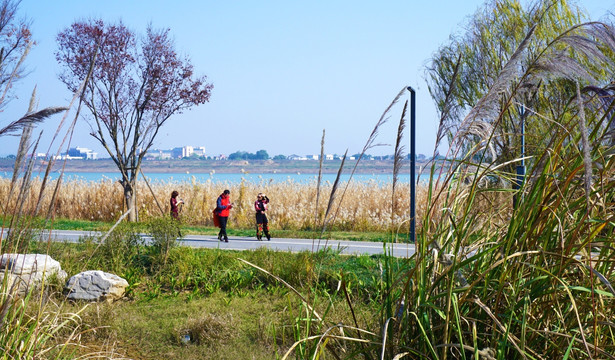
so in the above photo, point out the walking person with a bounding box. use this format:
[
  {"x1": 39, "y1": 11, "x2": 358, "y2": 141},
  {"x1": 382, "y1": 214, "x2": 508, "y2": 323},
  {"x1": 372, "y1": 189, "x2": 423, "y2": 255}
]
[
  {"x1": 254, "y1": 193, "x2": 271, "y2": 241},
  {"x1": 170, "y1": 190, "x2": 184, "y2": 236},
  {"x1": 170, "y1": 190, "x2": 184, "y2": 220},
  {"x1": 215, "y1": 189, "x2": 233, "y2": 242}
]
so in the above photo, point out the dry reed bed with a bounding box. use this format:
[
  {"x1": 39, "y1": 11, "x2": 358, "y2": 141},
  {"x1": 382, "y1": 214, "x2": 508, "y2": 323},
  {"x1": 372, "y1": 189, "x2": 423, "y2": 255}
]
[{"x1": 0, "y1": 176, "x2": 512, "y2": 233}]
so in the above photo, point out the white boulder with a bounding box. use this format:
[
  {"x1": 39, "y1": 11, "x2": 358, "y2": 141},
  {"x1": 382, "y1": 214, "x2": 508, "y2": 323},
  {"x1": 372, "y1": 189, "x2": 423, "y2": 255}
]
[
  {"x1": 0, "y1": 253, "x2": 67, "y2": 297},
  {"x1": 65, "y1": 270, "x2": 129, "y2": 302}
]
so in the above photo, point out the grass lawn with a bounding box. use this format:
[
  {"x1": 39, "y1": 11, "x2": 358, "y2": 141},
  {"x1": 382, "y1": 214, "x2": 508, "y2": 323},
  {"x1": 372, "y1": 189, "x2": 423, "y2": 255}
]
[
  {"x1": 32, "y1": 240, "x2": 405, "y2": 359},
  {"x1": 57, "y1": 290, "x2": 378, "y2": 360}
]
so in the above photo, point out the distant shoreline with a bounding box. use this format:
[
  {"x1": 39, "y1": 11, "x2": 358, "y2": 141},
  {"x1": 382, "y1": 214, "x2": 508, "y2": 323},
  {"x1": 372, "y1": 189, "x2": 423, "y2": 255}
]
[{"x1": 1, "y1": 158, "x2": 431, "y2": 175}]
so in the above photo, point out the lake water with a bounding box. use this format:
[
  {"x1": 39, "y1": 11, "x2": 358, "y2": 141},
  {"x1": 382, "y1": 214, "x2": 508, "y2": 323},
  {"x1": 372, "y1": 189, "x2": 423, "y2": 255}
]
[{"x1": 1, "y1": 171, "x2": 426, "y2": 184}]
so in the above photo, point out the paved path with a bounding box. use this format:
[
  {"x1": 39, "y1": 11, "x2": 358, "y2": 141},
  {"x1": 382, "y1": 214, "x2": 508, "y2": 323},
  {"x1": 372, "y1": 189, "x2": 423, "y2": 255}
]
[{"x1": 38, "y1": 230, "x2": 417, "y2": 258}]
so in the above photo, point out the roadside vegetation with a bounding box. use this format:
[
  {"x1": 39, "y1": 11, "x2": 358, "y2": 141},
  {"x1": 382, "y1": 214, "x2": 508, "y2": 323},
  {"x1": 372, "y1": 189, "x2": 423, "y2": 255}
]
[
  {"x1": 28, "y1": 237, "x2": 405, "y2": 359},
  {"x1": 26, "y1": 216, "x2": 396, "y2": 242}
]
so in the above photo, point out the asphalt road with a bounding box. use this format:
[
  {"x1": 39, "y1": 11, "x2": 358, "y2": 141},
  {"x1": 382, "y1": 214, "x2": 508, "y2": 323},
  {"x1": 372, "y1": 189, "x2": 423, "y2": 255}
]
[{"x1": 37, "y1": 230, "x2": 416, "y2": 258}]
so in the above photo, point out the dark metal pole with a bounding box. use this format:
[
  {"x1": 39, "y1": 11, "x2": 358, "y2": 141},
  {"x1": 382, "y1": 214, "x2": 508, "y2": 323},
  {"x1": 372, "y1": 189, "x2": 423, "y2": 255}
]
[
  {"x1": 520, "y1": 104, "x2": 525, "y2": 169},
  {"x1": 407, "y1": 86, "x2": 416, "y2": 242},
  {"x1": 513, "y1": 105, "x2": 526, "y2": 208}
]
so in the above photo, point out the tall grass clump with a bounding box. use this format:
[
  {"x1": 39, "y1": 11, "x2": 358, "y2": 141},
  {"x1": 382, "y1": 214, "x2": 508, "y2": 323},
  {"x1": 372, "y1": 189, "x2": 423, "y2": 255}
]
[
  {"x1": 0, "y1": 103, "x2": 88, "y2": 357},
  {"x1": 147, "y1": 216, "x2": 182, "y2": 267},
  {"x1": 265, "y1": 11, "x2": 615, "y2": 359},
  {"x1": 75, "y1": 222, "x2": 144, "y2": 275},
  {"x1": 0, "y1": 1, "x2": 114, "y2": 357}
]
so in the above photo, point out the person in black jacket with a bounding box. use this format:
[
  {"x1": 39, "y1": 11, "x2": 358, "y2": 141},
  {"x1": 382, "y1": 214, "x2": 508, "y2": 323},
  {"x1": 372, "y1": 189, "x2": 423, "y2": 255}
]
[{"x1": 254, "y1": 193, "x2": 271, "y2": 241}]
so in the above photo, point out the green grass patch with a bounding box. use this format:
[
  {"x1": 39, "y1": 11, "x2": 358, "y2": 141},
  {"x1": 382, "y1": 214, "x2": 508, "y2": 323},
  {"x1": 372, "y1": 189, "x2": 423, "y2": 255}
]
[
  {"x1": 29, "y1": 239, "x2": 409, "y2": 358},
  {"x1": 35, "y1": 216, "x2": 408, "y2": 242}
]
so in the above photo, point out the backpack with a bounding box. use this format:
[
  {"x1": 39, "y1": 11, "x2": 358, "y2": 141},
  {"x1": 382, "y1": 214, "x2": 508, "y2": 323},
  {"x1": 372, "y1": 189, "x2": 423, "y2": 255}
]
[{"x1": 212, "y1": 209, "x2": 221, "y2": 228}]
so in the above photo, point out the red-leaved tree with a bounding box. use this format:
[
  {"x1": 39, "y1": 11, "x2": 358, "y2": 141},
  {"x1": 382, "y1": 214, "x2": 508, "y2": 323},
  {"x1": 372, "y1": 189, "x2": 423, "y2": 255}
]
[{"x1": 56, "y1": 19, "x2": 213, "y2": 221}]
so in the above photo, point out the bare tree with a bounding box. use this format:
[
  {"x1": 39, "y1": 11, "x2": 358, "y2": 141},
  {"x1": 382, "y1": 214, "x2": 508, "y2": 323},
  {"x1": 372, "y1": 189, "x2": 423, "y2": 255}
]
[
  {"x1": 0, "y1": 0, "x2": 30, "y2": 109},
  {"x1": 0, "y1": 0, "x2": 66, "y2": 179},
  {"x1": 56, "y1": 19, "x2": 213, "y2": 221}
]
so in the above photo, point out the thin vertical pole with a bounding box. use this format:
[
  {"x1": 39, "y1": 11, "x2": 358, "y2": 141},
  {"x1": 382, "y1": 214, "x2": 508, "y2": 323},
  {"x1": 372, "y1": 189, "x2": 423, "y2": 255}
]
[
  {"x1": 407, "y1": 86, "x2": 416, "y2": 243},
  {"x1": 140, "y1": 168, "x2": 166, "y2": 216},
  {"x1": 513, "y1": 105, "x2": 526, "y2": 209},
  {"x1": 520, "y1": 104, "x2": 525, "y2": 168}
]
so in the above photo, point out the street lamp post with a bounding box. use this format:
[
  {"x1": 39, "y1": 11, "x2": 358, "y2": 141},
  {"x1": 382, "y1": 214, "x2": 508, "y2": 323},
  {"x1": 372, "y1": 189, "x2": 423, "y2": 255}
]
[
  {"x1": 513, "y1": 105, "x2": 526, "y2": 208},
  {"x1": 407, "y1": 86, "x2": 416, "y2": 243}
]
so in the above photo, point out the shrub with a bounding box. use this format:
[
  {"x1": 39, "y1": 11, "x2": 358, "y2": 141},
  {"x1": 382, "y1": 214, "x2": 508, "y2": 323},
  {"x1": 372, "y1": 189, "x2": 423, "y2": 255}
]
[
  {"x1": 146, "y1": 216, "x2": 181, "y2": 268},
  {"x1": 86, "y1": 222, "x2": 143, "y2": 274}
]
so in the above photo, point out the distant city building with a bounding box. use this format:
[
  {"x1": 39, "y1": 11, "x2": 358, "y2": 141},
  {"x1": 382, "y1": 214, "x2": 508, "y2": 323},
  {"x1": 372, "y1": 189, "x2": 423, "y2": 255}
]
[
  {"x1": 146, "y1": 149, "x2": 173, "y2": 160},
  {"x1": 325, "y1": 154, "x2": 334, "y2": 160},
  {"x1": 192, "y1": 146, "x2": 206, "y2": 157},
  {"x1": 54, "y1": 154, "x2": 87, "y2": 160},
  {"x1": 171, "y1": 147, "x2": 183, "y2": 158},
  {"x1": 65, "y1": 146, "x2": 97, "y2": 160},
  {"x1": 305, "y1": 154, "x2": 319, "y2": 160},
  {"x1": 143, "y1": 146, "x2": 207, "y2": 160},
  {"x1": 287, "y1": 154, "x2": 307, "y2": 160},
  {"x1": 166, "y1": 146, "x2": 206, "y2": 159},
  {"x1": 182, "y1": 146, "x2": 194, "y2": 158}
]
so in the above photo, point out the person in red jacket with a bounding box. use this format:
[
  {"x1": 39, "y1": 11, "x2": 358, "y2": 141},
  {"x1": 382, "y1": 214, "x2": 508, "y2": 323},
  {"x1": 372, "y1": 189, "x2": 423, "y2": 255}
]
[
  {"x1": 215, "y1": 189, "x2": 233, "y2": 242},
  {"x1": 254, "y1": 193, "x2": 271, "y2": 241}
]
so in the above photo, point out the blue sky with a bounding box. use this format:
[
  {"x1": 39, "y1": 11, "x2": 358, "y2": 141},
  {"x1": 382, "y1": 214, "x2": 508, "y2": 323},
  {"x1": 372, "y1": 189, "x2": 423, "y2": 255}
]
[{"x1": 0, "y1": 0, "x2": 612, "y2": 157}]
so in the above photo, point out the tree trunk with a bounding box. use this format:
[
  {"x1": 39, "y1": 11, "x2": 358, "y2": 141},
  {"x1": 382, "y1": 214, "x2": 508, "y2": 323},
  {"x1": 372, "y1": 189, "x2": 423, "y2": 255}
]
[{"x1": 122, "y1": 181, "x2": 137, "y2": 222}]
